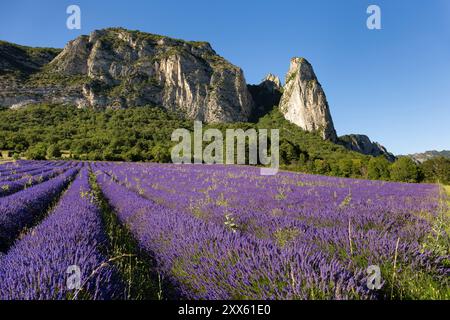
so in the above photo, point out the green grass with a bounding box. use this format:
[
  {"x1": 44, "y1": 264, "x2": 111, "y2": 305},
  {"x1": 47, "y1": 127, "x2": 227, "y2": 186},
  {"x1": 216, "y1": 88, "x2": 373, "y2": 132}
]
[
  {"x1": 377, "y1": 262, "x2": 449, "y2": 300},
  {"x1": 378, "y1": 185, "x2": 450, "y2": 299},
  {"x1": 444, "y1": 185, "x2": 450, "y2": 196}
]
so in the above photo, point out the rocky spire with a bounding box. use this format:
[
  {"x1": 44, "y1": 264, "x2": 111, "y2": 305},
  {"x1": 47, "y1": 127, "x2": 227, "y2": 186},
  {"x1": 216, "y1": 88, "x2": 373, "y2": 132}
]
[
  {"x1": 260, "y1": 73, "x2": 282, "y2": 92},
  {"x1": 279, "y1": 57, "x2": 337, "y2": 141}
]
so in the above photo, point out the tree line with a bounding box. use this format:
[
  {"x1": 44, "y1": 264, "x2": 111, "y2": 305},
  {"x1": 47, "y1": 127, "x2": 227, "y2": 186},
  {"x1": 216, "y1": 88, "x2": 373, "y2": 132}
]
[{"x1": 0, "y1": 104, "x2": 448, "y2": 184}]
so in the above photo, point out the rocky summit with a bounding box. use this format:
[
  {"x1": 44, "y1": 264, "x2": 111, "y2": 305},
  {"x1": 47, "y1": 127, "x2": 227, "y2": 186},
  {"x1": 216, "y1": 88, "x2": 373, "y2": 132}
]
[
  {"x1": 279, "y1": 57, "x2": 337, "y2": 142},
  {"x1": 260, "y1": 73, "x2": 282, "y2": 92},
  {"x1": 0, "y1": 28, "x2": 253, "y2": 123},
  {"x1": 247, "y1": 73, "x2": 283, "y2": 121},
  {"x1": 339, "y1": 134, "x2": 396, "y2": 162}
]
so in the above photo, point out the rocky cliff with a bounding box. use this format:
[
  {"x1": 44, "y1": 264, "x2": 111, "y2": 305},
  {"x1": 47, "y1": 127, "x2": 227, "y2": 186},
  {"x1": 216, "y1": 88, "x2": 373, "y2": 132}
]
[
  {"x1": 0, "y1": 31, "x2": 399, "y2": 160},
  {"x1": 247, "y1": 73, "x2": 282, "y2": 121},
  {"x1": 0, "y1": 28, "x2": 253, "y2": 122},
  {"x1": 279, "y1": 57, "x2": 337, "y2": 142},
  {"x1": 259, "y1": 73, "x2": 282, "y2": 92},
  {"x1": 339, "y1": 134, "x2": 396, "y2": 161}
]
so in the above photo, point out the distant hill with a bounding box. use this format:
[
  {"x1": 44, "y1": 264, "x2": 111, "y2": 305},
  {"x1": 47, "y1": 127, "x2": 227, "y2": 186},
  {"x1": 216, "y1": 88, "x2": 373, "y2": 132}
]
[{"x1": 406, "y1": 150, "x2": 450, "y2": 163}]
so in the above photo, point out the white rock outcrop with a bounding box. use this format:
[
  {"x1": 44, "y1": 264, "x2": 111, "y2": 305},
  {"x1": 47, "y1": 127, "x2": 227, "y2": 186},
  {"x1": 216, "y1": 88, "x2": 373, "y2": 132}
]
[
  {"x1": 279, "y1": 57, "x2": 337, "y2": 141},
  {"x1": 0, "y1": 28, "x2": 254, "y2": 123}
]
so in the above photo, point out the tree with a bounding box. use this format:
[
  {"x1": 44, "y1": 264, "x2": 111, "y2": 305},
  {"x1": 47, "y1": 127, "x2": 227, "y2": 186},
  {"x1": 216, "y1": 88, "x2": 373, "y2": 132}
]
[
  {"x1": 420, "y1": 157, "x2": 450, "y2": 184},
  {"x1": 0, "y1": 104, "x2": 399, "y2": 181},
  {"x1": 338, "y1": 158, "x2": 353, "y2": 177},
  {"x1": 368, "y1": 156, "x2": 390, "y2": 180},
  {"x1": 351, "y1": 159, "x2": 366, "y2": 178},
  {"x1": 280, "y1": 140, "x2": 298, "y2": 164},
  {"x1": 124, "y1": 147, "x2": 143, "y2": 162},
  {"x1": 46, "y1": 144, "x2": 61, "y2": 159},
  {"x1": 314, "y1": 159, "x2": 330, "y2": 175},
  {"x1": 151, "y1": 144, "x2": 171, "y2": 163},
  {"x1": 87, "y1": 150, "x2": 103, "y2": 161},
  {"x1": 25, "y1": 143, "x2": 48, "y2": 160},
  {"x1": 390, "y1": 157, "x2": 419, "y2": 182}
]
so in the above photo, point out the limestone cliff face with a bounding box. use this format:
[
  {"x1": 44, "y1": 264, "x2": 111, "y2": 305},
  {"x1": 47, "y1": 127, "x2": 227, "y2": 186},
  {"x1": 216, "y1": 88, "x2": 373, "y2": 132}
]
[
  {"x1": 279, "y1": 57, "x2": 337, "y2": 141},
  {"x1": 0, "y1": 28, "x2": 253, "y2": 122},
  {"x1": 0, "y1": 34, "x2": 398, "y2": 160}
]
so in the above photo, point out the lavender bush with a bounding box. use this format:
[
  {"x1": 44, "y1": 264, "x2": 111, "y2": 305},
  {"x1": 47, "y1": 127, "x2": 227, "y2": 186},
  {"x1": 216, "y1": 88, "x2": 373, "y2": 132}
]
[
  {"x1": 0, "y1": 166, "x2": 80, "y2": 250},
  {"x1": 94, "y1": 162, "x2": 449, "y2": 299},
  {"x1": 0, "y1": 160, "x2": 447, "y2": 300},
  {"x1": 0, "y1": 168, "x2": 122, "y2": 299}
]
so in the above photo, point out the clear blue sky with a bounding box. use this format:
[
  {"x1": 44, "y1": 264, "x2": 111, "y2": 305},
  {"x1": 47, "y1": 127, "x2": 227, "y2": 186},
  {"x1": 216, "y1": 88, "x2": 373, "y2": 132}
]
[{"x1": 1, "y1": 0, "x2": 449, "y2": 155}]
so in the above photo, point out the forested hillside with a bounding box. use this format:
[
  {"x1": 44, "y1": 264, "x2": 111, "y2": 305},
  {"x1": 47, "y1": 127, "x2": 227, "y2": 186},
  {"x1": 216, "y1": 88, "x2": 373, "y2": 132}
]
[{"x1": 0, "y1": 104, "x2": 448, "y2": 183}]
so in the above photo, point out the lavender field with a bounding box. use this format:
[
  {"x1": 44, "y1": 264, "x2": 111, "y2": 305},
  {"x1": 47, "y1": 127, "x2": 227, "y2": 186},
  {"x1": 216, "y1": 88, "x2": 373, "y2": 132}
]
[{"x1": 0, "y1": 160, "x2": 448, "y2": 300}]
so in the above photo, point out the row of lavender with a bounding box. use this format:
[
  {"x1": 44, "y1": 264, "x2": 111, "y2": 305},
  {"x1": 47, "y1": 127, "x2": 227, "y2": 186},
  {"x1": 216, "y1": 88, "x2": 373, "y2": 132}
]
[
  {"x1": 94, "y1": 168, "x2": 368, "y2": 299},
  {"x1": 0, "y1": 160, "x2": 447, "y2": 299},
  {"x1": 0, "y1": 167, "x2": 121, "y2": 299},
  {"x1": 0, "y1": 161, "x2": 67, "y2": 181},
  {"x1": 0, "y1": 160, "x2": 58, "y2": 177},
  {"x1": 97, "y1": 163, "x2": 445, "y2": 262},
  {"x1": 93, "y1": 162, "x2": 449, "y2": 299},
  {"x1": 0, "y1": 161, "x2": 83, "y2": 250},
  {"x1": 0, "y1": 161, "x2": 74, "y2": 197}
]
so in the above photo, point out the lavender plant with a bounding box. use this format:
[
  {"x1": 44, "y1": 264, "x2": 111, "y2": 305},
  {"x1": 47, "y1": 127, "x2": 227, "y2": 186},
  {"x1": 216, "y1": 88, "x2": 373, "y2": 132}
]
[{"x1": 0, "y1": 168, "x2": 122, "y2": 299}]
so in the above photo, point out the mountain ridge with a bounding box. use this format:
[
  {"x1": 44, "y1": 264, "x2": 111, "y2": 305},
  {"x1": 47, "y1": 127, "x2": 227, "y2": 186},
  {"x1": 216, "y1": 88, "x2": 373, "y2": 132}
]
[
  {"x1": 0, "y1": 27, "x2": 397, "y2": 160},
  {"x1": 1, "y1": 28, "x2": 254, "y2": 122},
  {"x1": 405, "y1": 150, "x2": 450, "y2": 163},
  {"x1": 339, "y1": 134, "x2": 396, "y2": 162}
]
